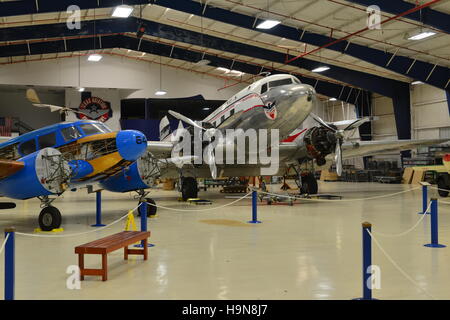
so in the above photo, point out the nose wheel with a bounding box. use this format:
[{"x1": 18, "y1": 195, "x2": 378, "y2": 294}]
[
  {"x1": 138, "y1": 198, "x2": 157, "y2": 217},
  {"x1": 38, "y1": 206, "x2": 62, "y2": 231}
]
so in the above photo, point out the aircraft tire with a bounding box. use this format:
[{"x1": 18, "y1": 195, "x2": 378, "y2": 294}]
[
  {"x1": 437, "y1": 174, "x2": 450, "y2": 197},
  {"x1": 301, "y1": 173, "x2": 318, "y2": 195},
  {"x1": 38, "y1": 206, "x2": 62, "y2": 231},
  {"x1": 181, "y1": 177, "x2": 198, "y2": 201},
  {"x1": 138, "y1": 198, "x2": 157, "y2": 217}
]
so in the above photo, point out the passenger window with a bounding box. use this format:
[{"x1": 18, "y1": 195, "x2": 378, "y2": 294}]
[
  {"x1": 230, "y1": 109, "x2": 235, "y2": 116},
  {"x1": 261, "y1": 83, "x2": 268, "y2": 94},
  {"x1": 269, "y1": 78, "x2": 293, "y2": 88},
  {"x1": 221, "y1": 115, "x2": 225, "y2": 123},
  {"x1": 61, "y1": 126, "x2": 82, "y2": 142},
  {"x1": 19, "y1": 139, "x2": 36, "y2": 156},
  {"x1": 38, "y1": 132, "x2": 56, "y2": 149}
]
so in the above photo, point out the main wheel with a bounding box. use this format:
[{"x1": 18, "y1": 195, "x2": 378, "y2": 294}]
[
  {"x1": 38, "y1": 206, "x2": 62, "y2": 231},
  {"x1": 181, "y1": 177, "x2": 198, "y2": 201},
  {"x1": 437, "y1": 174, "x2": 450, "y2": 197},
  {"x1": 138, "y1": 198, "x2": 157, "y2": 217},
  {"x1": 300, "y1": 172, "x2": 318, "y2": 195}
]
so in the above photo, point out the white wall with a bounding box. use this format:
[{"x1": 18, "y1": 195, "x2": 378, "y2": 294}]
[
  {"x1": 0, "y1": 55, "x2": 246, "y2": 132},
  {"x1": 0, "y1": 55, "x2": 244, "y2": 100}
]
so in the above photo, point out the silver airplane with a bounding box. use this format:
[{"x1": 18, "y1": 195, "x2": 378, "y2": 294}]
[{"x1": 141, "y1": 74, "x2": 446, "y2": 200}]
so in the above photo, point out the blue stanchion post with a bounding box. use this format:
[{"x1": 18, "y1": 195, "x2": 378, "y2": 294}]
[
  {"x1": 4, "y1": 227, "x2": 15, "y2": 301},
  {"x1": 248, "y1": 190, "x2": 261, "y2": 224},
  {"x1": 424, "y1": 198, "x2": 446, "y2": 248},
  {"x1": 135, "y1": 200, "x2": 155, "y2": 248},
  {"x1": 418, "y1": 183, "x2": 430, "y2": 215},
  {"x1": 354, "y1": 222, "x2": 376, "y2": 300},
  {"x1": 91, "y1": 191, "x2": 106, "y2": 227}
]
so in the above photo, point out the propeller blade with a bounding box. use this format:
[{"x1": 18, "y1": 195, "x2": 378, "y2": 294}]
[
  {"x1": 208, "y1": 153, "x2": 217, "y2": 179},
  {"x1": 168, "y1": 110, "x2": 205, "y2": 130},
  {"x1": 335, "y1": 140, "x2": 343, "y2": 176},
  {"x1": 32, "y1": 103, "x2": 64, "y2": 112},
  {"x1": 310, "y1": 113, "x2": 336, "y2": 132},
  {"x1": 343, "y1": 117, "x2": 372, "y2": 131},
  {"x1": 162, "y1": 156, "x2": 198, "y2": 168}
]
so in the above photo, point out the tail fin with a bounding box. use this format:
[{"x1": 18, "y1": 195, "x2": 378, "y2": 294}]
[{"x1": 159, "y1": 116, "x2": 171, "y2": 141}]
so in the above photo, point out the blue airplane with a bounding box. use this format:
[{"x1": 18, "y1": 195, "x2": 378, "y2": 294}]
[{"x1": 0, "y1": 114, "x2": 153, "y2": 231}]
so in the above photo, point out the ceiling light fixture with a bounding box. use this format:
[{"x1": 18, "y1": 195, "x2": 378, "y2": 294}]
[
  {"x1": 155, "y1": 90, "x2": 167, "y2": 96},
  {"x1": 329, "y1": 97, "x2": 337, "y2": 101},
  {"x1": 408, "y1": 31, "x2": 436, "y2": 41},
  {"x1": 411, "y1": 80, "x2": 424, "y2": 85},
  {"x1": 112, "y1": 5, "x2": 134, "y2": 18},
  {"x1": 87, "y1": 54, "x2": 102, "y2": 62},
  {"x1": 78, "y1": 87, "x2": 85, "y2": 92},
  {"x1": 312, "y1": 66, "x2": 330, "y2": 73},
  {"x1": 155, "y1": 55, "x2": 168, "y2": 96},
  {"x1": 256, "y1": 19, "x2": 281, "y2": 29}
]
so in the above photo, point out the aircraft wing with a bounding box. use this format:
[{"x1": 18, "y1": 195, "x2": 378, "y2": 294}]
[
  {"x1": 328, "y1": 138, "x2": 448, "y2": 160},
  {"x1": 0, "y1": 159, "x2": 24, "y2": 180}
]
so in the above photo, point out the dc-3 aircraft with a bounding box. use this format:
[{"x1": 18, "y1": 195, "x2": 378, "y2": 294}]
[{"x1": 0, "y1": 74, "x2": 445, "y2": 231}]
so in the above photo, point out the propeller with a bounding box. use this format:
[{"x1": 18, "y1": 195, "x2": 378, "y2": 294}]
[
  {"x1": 310, "y1": 113, "x2": 371, "y2": 176},
  {"x1": 168, "y1": 110, "x2": 219, "y2": 179},
  {"x1": 168, "y1": 110, "x2": 206, "y2": 131}
]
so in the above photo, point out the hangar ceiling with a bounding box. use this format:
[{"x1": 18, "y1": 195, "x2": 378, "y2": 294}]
[{"x1": 0, "y1": 0, "x2": 449, "y2": 101}]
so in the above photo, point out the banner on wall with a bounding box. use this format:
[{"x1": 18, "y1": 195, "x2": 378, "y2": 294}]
[{"x1": 76, "y1": 93, "x2": 113, "y2": 122}]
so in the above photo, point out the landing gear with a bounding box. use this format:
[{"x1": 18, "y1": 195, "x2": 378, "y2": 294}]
[
  {"x1": 297, "y1": 172, "x2": 318, "y2": 195},
  {"x1": 38, "y1": 206, "x2": 62, "y2": 231},
  {"x1": 437, "y1": 174, "x2": 450, "y2": 197},
  {"x1": 138, "y1": 198, "x2": 157, "y2": 217},
  {"x1": 37, "y1": 196, "x2": 61, "y2": 231},
  {"x1": 135, "y1": 189, "x2": 157, "y2": 217},
  {"x1": 181, "y1": 177, "x2": 198, "y2": 201}
]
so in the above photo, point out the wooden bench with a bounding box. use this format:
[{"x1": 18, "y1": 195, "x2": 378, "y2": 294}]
[{"x1": 75, "y1": 231, "x2": 150, "y2": 281}]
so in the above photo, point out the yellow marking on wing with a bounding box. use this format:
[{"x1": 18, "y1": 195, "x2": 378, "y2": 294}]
[
  {"x1": 86, "y1": 151, "x2": 123, "y2": 177},
  {"x1": 77, "y1": 132, "x2": 117, "y2": 144}
]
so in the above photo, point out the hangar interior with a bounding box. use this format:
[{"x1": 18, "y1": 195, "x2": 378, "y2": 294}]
[{"x1": 0, "y1": 0, "x2": 449, "y2": 300}]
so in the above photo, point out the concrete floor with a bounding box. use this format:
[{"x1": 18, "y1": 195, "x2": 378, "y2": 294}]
[{"x1": 1, "y1": 181, "x2": 450, "y2": 300}]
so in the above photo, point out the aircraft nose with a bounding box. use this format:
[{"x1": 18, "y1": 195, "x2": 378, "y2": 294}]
[{"x1": 116, "y1": 130, "x2": 147, "y2": 161}]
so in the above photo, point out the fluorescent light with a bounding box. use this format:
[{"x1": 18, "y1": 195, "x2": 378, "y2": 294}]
[
  {"x1": 87, "y1": 54, "x2": 102, "y2": 62},
  {"x1": 155, "y1": 90, "x2": 167, "y2": 96},
  {"x1": 78, "y1": 87, "x2": 85, "y2": 92},
  {"x1": 256, "y1": 19, "x2": 281, "y2": 29},
  {"x1": 194, "y1": 59, "x2": 210, "y2": 66},
  {"x1": 408, "y1": 31, "x2": 436, "y2": 41},
  {"x1": 329, "y1": 98, "x2": 337, "y2": 101},
  {"x1": 112, "y1": 5, "x2": 134, "y2": 18},
  {"x1": 411, "y1": 80, "x2": 424, "y2": 85},
  {"x1": 202, "y1": 107, "x2": 210, "y2": 111},
  {"x1": 216, "y1": 67, "x2": 231, "y2": 73},
  {"x1": 312, "y1": 66, "x2": 330, "y2": 73},
  {"x1": 228, "y1": 70, "x2": 245, "y2": 77}
]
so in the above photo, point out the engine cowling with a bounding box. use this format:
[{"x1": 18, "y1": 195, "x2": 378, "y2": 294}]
[
  {"x1": 295, "y1": 127, "x2": 337, "y2": 165},
  {"x1": 0, "y1": 148, "x2": 70, "y2": 200},
  {"x1": 99, "y1": 151, "x2": 160, "y2": 193}
]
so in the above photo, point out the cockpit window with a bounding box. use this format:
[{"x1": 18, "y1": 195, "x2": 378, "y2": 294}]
[
  {"x1": 269, "y1": 78, "x2": 293, "y2": 88},
  {"x1": 261, "y1": 83, "x2": 268, "y2": 94},
  {"x1": 61, "y1": 126, "x2": 82, "y2": 142},
  {"x1": 293, "y1": 78, "x2": 301, "y2": 84},
  {"x1": 19, "y1": 139, "x2": 36, "y2": 156},
  {"x1": 79, "y1": 123, "x2": 111, "y2": 136},
  {"x1": 38, "y1": 132, "x2": 56, "y2": 149}
]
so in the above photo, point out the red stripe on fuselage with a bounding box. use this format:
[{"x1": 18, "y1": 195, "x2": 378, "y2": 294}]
[{"x1": 281, "y1": 128, "x2": 307, "y2": 143}]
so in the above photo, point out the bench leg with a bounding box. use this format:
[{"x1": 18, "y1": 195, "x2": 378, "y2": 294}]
[
  {"x1": 144, "y1": 239, "x2": 148, "y2": 261},
  {"x1": 78, "y1": 254, "x2": 85, "y2": 281},
  {"x1": 102, "y1": 254, "x2": 108, "y2": 281},
  {"x1": 124, "y1": 246, "x2": 128, "y2": 260}
]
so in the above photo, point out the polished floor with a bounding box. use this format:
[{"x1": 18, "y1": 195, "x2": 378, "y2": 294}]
[{"x1": 1, "y1": 181, "x2": 450, "y2": 300}]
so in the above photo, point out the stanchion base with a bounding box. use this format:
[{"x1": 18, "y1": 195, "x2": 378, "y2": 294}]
[
  {"x1": 247, "y1": 220, "x2": 262, "y2": 224},
  {"x1": 91, "y1": 224, "x2": 106, "y2": 227},
  {"x1": 424, "y1": 243, "x2": 446, "y2": 248},
  {"x1": 134, "y1": 243, "x2": 155, "y2": 248},
  {"x1": 352, "y1": 298, "x2": 378, "y2": 300}
]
